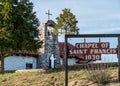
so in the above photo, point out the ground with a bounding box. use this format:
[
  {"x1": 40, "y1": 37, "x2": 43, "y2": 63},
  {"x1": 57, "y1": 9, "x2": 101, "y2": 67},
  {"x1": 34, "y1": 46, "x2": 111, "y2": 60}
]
[{"x1": 0, "y1": 67, "x2": 120, "y2": 86}]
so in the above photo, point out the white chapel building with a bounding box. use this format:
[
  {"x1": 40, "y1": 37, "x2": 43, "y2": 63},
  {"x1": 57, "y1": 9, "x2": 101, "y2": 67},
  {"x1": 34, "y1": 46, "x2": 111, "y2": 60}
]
[
  {"x1": 3, "y1": 20, "x2": 61, "y2": 71},
  {"x1": 3, "y1": 19, "x2": 80, "y2": 72}
]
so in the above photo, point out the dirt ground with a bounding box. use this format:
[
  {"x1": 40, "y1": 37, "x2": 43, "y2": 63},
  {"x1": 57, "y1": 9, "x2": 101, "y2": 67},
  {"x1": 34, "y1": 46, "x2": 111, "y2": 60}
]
[{"x1": 0, "y1": 68, "x2": 120, "y2": 86}]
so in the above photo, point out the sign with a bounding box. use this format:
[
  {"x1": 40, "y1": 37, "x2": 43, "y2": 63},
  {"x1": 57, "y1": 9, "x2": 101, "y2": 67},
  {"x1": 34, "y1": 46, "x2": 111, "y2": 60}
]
[
  {"x1": 85, "y1": 54, "x2": 101, "y2": 60},
  {"x1": 75, "y1": 42, "x2": 109, "y2": 49},
  {"x1": 68, "y1": 54, "x2": 101, "y2": 60},
  {"x1": 69, "y1": 48, "x2": 117, "y2": 55},
  {"x1": 68, "y1": 42, "x2": 117, "y2": 60}
]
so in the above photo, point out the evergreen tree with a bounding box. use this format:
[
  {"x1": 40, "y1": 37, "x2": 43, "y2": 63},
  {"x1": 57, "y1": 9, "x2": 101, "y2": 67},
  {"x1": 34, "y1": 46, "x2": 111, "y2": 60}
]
[
  {"x1": 55, "y1": 8, "x2": 79, "y2": 67},
  {"x1": 0, "y1": 0, "x2": 42, "y2": 72},
  {"x1": 55, "y1": 8, "x2": 79, "y2": 35}
]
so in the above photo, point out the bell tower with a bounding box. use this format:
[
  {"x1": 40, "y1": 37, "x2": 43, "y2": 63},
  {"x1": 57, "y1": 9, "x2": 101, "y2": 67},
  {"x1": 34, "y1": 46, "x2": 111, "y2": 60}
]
[{"x1": 38, "y1": 20, "x2": 60, "y2": 69}]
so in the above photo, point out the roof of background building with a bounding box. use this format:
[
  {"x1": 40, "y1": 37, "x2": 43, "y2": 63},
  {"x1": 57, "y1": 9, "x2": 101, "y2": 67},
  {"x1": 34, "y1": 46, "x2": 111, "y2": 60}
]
[
  {"x1": 13, "y1": 50, "x2": 38, "y2": 58},
  {"x1": 59, "y1": 42, "x2": 84, "y2": 60}
]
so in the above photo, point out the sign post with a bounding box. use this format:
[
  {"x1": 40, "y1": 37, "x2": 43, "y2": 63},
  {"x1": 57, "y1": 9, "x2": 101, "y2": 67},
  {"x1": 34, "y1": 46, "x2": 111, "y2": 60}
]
[
  {"x1": 118, "y1": 37, "x2": 120, "y2": 82},
  {"x1": 65, "y1": 34, "x2": 120, "y2": 86},
  {"x1": 65, "y1": 36, "x2": 68, "y2": 86}
]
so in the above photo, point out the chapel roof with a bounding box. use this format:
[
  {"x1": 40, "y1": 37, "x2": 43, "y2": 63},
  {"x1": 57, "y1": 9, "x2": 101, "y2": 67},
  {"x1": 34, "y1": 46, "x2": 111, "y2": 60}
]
[
  {"x1": 0, "y1": 50, "x2": 39, "y2": 58},
  {"x1": 13, "y1": 50, "x2": 39, "y2": 58},
  {"x1": 46, "y1": 20, "x2": 55, "y2": 26}
]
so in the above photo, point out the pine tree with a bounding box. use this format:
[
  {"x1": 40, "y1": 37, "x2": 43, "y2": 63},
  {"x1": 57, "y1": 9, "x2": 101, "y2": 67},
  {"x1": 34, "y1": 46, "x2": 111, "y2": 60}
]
[
  {"x1": 0, "y1": 0, "x2": 42, "y2": 72},
  {"x1": 55, "y1": 8, "x2": 79, "y2": 35},
  {"x1": 55, "y1": 8, "x2": 79, "y2": 67}
]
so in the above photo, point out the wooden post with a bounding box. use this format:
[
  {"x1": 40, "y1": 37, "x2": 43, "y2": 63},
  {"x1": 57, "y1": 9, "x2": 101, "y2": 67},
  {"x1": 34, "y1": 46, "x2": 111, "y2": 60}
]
[
  {"x1": 0, "y1": 60, "x2": 1, "y2": 73},
  {"x1": 64, "y1": 34, "x2": 120, "y2": 84},
  {"x1": 65, "y1": 35, "x2": 68, "y2": 86},
  {"x1": 1, "y1": 57, "x2": 4, "y2": 73},
  {"x1": 118, "y1": 37, "x2": 120, "y2": 82}
]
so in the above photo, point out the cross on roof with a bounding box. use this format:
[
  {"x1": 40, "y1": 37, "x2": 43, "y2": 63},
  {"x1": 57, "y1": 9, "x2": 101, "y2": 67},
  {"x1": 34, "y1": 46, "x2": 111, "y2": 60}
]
[{"x1": 46, "y1": 10, "x2": 52, "y2": 20}]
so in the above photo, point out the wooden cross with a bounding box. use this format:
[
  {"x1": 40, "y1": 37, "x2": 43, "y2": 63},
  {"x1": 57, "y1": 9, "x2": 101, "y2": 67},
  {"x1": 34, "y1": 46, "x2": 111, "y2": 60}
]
[{"x1": 46, "y1": 10, "x2": 52, "y2": 20}]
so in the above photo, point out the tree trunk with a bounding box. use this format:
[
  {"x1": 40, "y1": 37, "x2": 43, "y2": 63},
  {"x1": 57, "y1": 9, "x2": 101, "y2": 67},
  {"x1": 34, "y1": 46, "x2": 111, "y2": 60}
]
[
  {"x1": 0, "y1": 59, "x2": 1, "y2": 73},
  {"x1": 0, "y1": 53, "x2": 4, "y2": 73}
]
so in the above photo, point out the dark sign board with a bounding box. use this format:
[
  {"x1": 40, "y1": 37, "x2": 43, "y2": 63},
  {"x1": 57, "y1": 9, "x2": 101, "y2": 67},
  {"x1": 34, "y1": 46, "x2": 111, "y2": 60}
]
[
  {"x1": 75, "y1": 42, "x2": 110, "y2": 49},
  {"x1": 68, "y1": 42, "x2": 117, "y2": 60},
  {"x1": 64, "y1": 34, "x2": 120, "y2": 86}
]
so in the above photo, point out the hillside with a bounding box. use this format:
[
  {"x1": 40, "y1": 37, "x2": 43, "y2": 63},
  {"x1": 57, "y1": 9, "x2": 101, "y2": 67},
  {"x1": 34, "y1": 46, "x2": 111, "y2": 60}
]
[{"x1": 0, "y1": 67, "x2": 119, "y2": 86}]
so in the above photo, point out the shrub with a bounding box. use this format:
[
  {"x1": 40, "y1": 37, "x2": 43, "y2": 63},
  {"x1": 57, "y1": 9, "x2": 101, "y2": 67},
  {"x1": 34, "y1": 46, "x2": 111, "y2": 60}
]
[
  {"x1": 88, "y1": 70, "x2": 111, "y2": 85},
  {"x1": 86, "y1": 63, "x2": 111, "y2": 85}
]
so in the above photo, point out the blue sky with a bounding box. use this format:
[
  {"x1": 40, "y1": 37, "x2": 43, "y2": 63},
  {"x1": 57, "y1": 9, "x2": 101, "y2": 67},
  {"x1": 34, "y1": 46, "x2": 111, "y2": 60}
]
[
  {"x1": 31, "y1": 0, "x2": 120, "y2": 35},
  {"x1": 30, "y1": 0, "x2": 120, "y2": 62}
]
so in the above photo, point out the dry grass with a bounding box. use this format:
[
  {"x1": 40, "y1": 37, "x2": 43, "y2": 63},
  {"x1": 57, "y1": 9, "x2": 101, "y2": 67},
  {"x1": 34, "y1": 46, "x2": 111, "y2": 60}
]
[{"x1": 0, "y1": 67, "x2": 119, "y2": 86}]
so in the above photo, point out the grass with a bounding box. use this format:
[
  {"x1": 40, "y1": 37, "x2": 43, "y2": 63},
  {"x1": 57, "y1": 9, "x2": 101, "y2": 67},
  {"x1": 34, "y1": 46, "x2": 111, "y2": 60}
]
[
  {"x1": 0, "y1": 73, "x2": 19, "y2": 83},
  {"x1": 88, "y1": 71, "x2": 111, "y2": 85},
  {"x1": 107, "y1": 67, "x2": 118, "y2": 70},
  {"x1": 0, "y1": 67, "x2": 119, "y2": 86},
  {"x1": 76, "y1": 77, "x2": 88, "y2": 80}
]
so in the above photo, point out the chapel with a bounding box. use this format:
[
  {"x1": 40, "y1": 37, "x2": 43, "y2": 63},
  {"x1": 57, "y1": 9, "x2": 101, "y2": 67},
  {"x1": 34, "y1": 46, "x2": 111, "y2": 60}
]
[{"x1": 38, "y1": 20, "x2": 61, "y2": 69}]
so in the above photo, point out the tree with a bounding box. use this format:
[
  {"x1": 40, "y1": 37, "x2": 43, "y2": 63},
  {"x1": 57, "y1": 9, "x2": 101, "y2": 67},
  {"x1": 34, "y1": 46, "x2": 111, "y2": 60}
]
[
  {"x1": 55, "y1": 8, "x2": 79, "y2": 67},
  {"x1": 55, "y1": 8, "x2": 79, "y2": 35},
  {"x1": 0, "y1": 0, "x2": 42, "y2": 72}
]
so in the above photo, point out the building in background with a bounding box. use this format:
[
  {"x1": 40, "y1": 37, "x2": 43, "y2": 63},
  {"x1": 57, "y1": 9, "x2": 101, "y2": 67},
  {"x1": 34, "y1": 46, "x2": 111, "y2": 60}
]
[
  {"x1": 38, "y1": 20, "x2": 60, "y2": 69},
  {"x1": 4, "y1": 51, "x2": 38, "y2": 71}
]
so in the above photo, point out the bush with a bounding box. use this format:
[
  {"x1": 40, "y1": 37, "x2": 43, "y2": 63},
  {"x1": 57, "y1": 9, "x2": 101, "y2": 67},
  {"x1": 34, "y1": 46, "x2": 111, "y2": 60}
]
[
  {"x1": 88, "y1": 70, "x2": 111, "y2": 85},
  {"x1": 86, "y1": 63, "x2": 111, "y2": 85}
]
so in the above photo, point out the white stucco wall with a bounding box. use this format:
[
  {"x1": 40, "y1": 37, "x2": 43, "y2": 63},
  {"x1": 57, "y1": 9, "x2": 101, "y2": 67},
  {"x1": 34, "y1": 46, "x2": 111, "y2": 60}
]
[
  {"x1": 68, "y1": 58, "x2": 77, "y2": 65},
  {"x1": 60, "y1": 58, "x2": 77, "y2": 65},
  {"x1": 4, "y1": 55, "x2": 37, "y2": 71}
]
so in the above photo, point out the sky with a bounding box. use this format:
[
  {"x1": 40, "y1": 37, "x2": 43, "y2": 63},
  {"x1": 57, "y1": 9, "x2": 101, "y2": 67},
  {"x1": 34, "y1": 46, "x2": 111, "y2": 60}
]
[
  {"x1": 31, "y1": 0, "x2": 120, "y2": 36},
  {"x1": 30, "y1": 0, "x2": 120, "y2": 62}
]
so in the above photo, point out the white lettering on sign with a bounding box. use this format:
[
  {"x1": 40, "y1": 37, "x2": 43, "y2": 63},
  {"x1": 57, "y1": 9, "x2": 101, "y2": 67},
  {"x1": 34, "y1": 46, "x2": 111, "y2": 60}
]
[
  {"x1": 69, "y1": 48, "x2": 117, "y2": 55},
  {"x1": 85, "y1": 55, "x2": 101, "y2": 60},
  {"x1": 90, "y1": 48, "x2": 117, "y2": 54},
  {"x1": 101, "y1": 43, "x2": 109, "y2": 48},
  {"x1": 69, "y1": 49, "x2": 88, "y2": 54},
  {"x1": 68, "y1": 42, "x2": 117, "y2": 60},
  {"x1": 75, "y1": 42, "x2": 109, "y2": 49}
]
